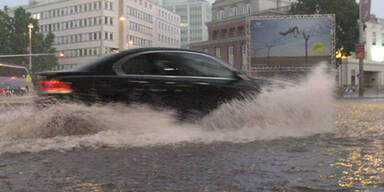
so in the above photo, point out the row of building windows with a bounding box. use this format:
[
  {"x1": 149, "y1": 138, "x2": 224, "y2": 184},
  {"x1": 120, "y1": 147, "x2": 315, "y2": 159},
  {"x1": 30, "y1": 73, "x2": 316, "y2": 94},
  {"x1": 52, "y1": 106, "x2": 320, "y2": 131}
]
[
  {"x1": 32, "y1": 1, "x2": 113, "y2": 20},
  {"x1": 158, "y1": 34, "x2": 179, "y2": 46},
  {"x1": 212, "y1": 45, "x2": 247, "y2": 57},
  {"x1": 127, "y1": 6, "x2": 153, "y2": 23},
  {"x1": 158, "y1": 7, "x2": 179, "y2": 24},
  {"x1": 133, "y1": 0, "x2": 153, "y2": 10},
  {"x1": 54, "y1": 32, "x2": 114, "y2": 45},
  {"x1": 60, "y1": 47, "x2": 117, "y2": 58},
  {"x1": 158, "y1": 21, "x2": 179, "y2": 34},
  {"x1": 212, "y1": 26, "x2": 245, "y2": 40},
  {"x1": 190, "y1": 36, "x2": 202, "y2": 42},
  {"x1": 215, "y1": 3, "x2": 251, "y2": 20},
  {"x1": 39, "y1": 16, "x2": 114, "y2": 33},
  {"x1": 128, "y1": 35, "x2": 152, "y2": 47},
  {"x1": 130, "y1": 22, "x2": 153, "y2": 36},
  {"x1": 61, "y1": 47, "x2": 100, "y2": 58}
]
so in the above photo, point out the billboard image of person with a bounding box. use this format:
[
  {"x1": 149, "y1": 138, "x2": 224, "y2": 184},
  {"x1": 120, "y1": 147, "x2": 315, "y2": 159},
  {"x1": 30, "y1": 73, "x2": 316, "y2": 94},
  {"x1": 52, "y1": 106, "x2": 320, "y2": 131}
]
[{"x1": 248, "y1": 15, "x2": 335, "y2": 76}]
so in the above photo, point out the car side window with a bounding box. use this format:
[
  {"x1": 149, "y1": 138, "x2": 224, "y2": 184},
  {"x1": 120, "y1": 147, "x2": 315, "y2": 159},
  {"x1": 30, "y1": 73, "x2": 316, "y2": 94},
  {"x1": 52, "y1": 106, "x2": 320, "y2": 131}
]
[
  {"x1": 147, "y1": 52, "x2": 234, "y2": 77},
  {"x1": 148, "y1": 53, "x2": 186, "y2": 76},
  {"x1": 177, "y1": 53, "x2": 234, "y2": 78},
  {"x1": 121, "y1": 54, "x2": 160, "y2": 75},
  {"x1": 120, "y1": 52, "x2": 234, "y2": 78}
]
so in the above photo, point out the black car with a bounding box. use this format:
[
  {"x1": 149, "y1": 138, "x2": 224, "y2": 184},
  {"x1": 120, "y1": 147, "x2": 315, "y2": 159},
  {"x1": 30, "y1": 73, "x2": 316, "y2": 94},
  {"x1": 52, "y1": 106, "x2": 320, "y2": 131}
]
[{"x1": 33, "y1": 48, "x2": 260, "y2": 118}]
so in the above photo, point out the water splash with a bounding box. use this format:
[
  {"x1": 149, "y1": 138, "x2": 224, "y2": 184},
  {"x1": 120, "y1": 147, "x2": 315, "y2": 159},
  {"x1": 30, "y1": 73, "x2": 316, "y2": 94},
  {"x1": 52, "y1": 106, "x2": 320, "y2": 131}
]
[{"x1": 0, "y1": 65, "x2": 335, "y2": 154}]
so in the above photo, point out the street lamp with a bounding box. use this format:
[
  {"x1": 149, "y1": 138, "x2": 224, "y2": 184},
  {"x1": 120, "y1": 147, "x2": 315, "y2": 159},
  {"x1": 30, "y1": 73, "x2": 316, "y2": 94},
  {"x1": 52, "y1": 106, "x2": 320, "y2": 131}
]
[
  {"x1": 28, "y1": 23, "x2": 34, "y2": 71},
  {"x1": 127, "y1": 40, "x2": 134, "y2": 49},
  {"x1": 119, "y1": 16, "x2": 126, "y2": 21}
]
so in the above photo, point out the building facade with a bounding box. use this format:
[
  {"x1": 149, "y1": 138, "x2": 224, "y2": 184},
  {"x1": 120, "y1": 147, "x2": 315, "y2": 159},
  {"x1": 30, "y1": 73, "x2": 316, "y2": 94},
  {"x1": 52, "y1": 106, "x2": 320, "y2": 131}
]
[
  {"x1": 149, "y1": 0, "x2": 211, "y2": 48},
  {"x1": 26, "y1": 0, "x2": 180, "y2": 70},
  {"x1": 338, "y1": 16, "x2": 384, "y2": 92},
  {"x1": 190, "y1": 0, "x2": 296, "y2": 72}
]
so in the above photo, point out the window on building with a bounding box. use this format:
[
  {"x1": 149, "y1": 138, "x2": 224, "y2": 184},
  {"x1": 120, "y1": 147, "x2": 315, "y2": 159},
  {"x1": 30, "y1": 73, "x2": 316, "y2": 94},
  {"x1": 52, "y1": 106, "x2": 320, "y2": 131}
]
[
  {"x1": 228, "y1": 46, "x2": 233, "y2": 56},
  {"x1": 246, "y1": 3, "x2": 251, "y2": 14},
  {"x1": 216, "y1": 47, "x2": 221, "y2": 58},
  {"x1": 219, "y1": 10, "x2": 224, "y2": 20},
  {"x1": 228, "y1": 46, "x2": 234, "y2": 65},
  {"x1": 229, "y1": 28, "x2": 235, "y2": 37},
  {"x1": 220, "y1": 29, "x2": 227, "y2": 38},
  {"x1": 237, "y1": 26, "x2": 244, "y2": 36},
  {"x1": 382, "y1": 33, "x2": 384, "y2": 46},
  {"x1": 230, "y1": 6, "x2": 238, "y2": 17},
  {"x1": 373, "y1": 32, "x2": 377, "y2": 45},
  {"x1": 242, "y1": 44, "x2": 246, "y2": 54},
  {"x1": 212, "y1": 30, "x2": 219, "y2": 40}
]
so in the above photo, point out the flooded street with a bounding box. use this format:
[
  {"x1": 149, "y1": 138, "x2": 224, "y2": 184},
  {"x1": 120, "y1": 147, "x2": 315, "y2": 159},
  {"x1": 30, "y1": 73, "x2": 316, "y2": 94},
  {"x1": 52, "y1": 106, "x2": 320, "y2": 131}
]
[
  {"x1": 1, "y1": 69, "x2": 384, "y2": 191},
  {"x1": 1, "y1": 101, "x2": 384, "y2": 191}
]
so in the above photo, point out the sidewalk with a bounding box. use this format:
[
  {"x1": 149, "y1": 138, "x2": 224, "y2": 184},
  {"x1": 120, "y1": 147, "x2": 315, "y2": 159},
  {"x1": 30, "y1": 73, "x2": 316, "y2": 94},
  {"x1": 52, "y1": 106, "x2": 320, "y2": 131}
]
[
  {"x1": 0, "y1": 95, "x2": 33, "y2": 105},
  {"x1": 339, "y1": 90, "x2": 384, "y2": 100}
]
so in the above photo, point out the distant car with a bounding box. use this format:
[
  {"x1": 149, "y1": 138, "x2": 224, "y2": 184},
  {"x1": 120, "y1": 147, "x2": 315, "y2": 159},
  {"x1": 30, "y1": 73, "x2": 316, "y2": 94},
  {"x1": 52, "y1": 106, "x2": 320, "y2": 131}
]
[
  {"x1": 0, "y1": 88, "x2": 5, "y2": 96},
  {"x1": 0, "y1": 64, "x2": 32, "y2": 96},
  {"x1": 33, "y1": 48, "x2": 261, "y2": 118}
]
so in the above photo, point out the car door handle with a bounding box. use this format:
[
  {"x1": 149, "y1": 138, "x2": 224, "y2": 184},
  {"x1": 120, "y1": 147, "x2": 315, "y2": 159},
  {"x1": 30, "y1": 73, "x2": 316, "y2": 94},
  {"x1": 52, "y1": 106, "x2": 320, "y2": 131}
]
[
  {"x1": 194, "y1": 82, "x2": 210, "y2": 85},
  {"x1": 164, "y1": 81, "x2": 177, "y2": 85}
]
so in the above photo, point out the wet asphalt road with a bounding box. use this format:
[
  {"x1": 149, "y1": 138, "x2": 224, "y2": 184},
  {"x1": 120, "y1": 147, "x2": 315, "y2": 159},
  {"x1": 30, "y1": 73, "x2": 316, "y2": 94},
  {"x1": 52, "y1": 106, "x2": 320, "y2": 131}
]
[
  {"x1": 0, "y1": 137, "x2": 340, "y2": 192},
  {"x1": 1, "y1": 100, "x2": 384, "y2": 192}
]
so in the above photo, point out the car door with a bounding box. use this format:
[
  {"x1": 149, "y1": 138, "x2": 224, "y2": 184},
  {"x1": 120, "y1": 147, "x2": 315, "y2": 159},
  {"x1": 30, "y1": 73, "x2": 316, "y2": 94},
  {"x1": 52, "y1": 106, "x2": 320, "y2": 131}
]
[
  {"x1": 167, "y1": 52, "x2": 247, "y2": 115},
  {"x1": 111, "y1": 53, "x2": 169, "y2": 106},
  {"x1": 127, "y1": 51, "x2": 249, "y2": 116}
]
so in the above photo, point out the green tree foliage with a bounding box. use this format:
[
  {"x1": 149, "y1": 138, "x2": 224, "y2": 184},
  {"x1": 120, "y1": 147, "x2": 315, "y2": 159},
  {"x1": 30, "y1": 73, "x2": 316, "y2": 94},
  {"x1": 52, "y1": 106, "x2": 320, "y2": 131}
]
[
  {"x1": 290, "y1": 0, "x2": 359, "y2": 60},
  {"x1": 0, "y1": 7, "x2": 57, "y2": 72}
]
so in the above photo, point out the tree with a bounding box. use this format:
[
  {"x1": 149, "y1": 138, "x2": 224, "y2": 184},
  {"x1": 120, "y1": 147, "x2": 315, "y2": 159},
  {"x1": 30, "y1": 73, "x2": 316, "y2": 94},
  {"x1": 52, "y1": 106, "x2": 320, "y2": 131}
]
[
  {"x1": 289, "y1": 0, "x2": 359, "y2": 65},
  {"x1": 0, "y1": 7, "x2": 57, "y2": 72}
]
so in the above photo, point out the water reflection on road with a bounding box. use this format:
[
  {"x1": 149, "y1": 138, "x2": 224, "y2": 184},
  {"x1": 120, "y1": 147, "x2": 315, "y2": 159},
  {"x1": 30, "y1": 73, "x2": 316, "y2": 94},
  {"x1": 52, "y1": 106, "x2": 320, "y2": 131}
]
[{"x1": 330, "y1": 101, "x2": 384, "y2": 190}]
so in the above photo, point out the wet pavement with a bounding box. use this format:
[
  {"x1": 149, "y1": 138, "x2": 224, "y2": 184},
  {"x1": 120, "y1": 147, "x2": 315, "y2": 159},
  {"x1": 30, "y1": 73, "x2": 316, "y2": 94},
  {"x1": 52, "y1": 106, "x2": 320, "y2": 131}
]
[{"x1": 0, "y1": 100, "x2": 384, "y2": 192}]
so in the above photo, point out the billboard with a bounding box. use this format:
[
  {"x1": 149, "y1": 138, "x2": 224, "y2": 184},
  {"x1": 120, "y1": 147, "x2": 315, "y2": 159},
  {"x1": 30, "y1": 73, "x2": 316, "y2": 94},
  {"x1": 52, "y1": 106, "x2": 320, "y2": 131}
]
[{"x1": 247, "y1": 15, "x2": 335, "y2": 76}]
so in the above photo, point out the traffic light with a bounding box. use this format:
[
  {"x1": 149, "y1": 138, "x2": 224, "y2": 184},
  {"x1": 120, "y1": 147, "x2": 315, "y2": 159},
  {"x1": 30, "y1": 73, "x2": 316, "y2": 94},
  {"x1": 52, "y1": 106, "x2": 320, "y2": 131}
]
[{"x1": 59, "y1": 51, "x2": 65, "y2": 58}]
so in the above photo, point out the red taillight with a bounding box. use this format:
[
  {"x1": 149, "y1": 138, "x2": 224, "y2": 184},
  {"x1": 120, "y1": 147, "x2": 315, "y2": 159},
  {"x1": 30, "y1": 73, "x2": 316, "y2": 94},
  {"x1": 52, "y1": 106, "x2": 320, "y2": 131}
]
[{"x1": 39, "y1": 80, "x2": 72, "y2": 94}]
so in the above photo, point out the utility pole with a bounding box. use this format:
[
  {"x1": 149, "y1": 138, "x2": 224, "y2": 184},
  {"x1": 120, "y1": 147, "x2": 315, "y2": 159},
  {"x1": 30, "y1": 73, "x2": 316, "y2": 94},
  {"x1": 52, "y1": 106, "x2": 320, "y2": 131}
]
[
  {"x1": 358, "y1": 21, "x2": 364, "y2": 97},
  {"x1": 358, "y1": 0, "x2": 371, "y2": 97},
  {"x1": 303, "y1": 32, "x2": 310, "y2": 66},
  {"x1": 28, "y1": 23, "x2": 34, "y2": 71}
]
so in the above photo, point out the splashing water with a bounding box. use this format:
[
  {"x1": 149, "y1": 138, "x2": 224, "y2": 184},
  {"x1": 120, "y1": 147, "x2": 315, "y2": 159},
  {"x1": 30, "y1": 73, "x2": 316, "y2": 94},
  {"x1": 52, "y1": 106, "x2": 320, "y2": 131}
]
[{"x1": 0, "y1": 65, "x2": 335, "y2": 154}]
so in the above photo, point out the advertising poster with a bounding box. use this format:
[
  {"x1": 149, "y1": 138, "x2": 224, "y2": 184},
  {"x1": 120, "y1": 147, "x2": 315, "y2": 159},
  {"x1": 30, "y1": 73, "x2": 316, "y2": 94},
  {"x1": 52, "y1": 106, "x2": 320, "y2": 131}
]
[{"x1": 247, "y1": 15, "x2": 335, "y2": 76}]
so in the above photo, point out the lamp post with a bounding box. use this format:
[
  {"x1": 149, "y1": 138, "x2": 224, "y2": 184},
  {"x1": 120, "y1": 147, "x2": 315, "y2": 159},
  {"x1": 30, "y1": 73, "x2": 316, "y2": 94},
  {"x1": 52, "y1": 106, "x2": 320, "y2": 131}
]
[
  {"x1": 119, "y1": 16, "x2": 126, "y2": 50},
  {"x1": 28, "y1": 23, "x2": 34, "y2": 71},
  {"x1": 119, "y1": 16, "x2": 134, "y2": 49}
]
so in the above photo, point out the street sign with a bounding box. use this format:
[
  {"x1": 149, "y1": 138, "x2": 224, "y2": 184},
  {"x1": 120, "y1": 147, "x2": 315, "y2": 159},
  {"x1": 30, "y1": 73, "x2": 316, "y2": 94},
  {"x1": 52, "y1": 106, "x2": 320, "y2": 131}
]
[{"x1": 355, "y1": 43, "x2": 365, "y2": 59}]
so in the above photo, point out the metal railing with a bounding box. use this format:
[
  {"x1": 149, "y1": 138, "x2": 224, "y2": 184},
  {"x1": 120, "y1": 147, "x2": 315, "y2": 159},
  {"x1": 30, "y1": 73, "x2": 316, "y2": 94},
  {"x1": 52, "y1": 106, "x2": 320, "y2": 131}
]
[{"x1": 340, "y1": 84, "x2": 384, "y2": 97}]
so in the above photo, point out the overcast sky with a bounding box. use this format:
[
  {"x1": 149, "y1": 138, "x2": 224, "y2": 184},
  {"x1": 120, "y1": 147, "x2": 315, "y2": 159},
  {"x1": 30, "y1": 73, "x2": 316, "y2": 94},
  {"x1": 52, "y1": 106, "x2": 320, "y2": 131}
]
[{"x1": 0, "y1": 0, "x2": 383, "y2": 18}]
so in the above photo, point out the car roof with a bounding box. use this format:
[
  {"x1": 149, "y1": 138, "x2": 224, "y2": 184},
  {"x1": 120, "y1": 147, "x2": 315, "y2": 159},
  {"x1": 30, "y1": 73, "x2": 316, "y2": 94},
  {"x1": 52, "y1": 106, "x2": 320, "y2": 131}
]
[{"x1": 71, "y1": 48, "x2": 234, "y2": 73}]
